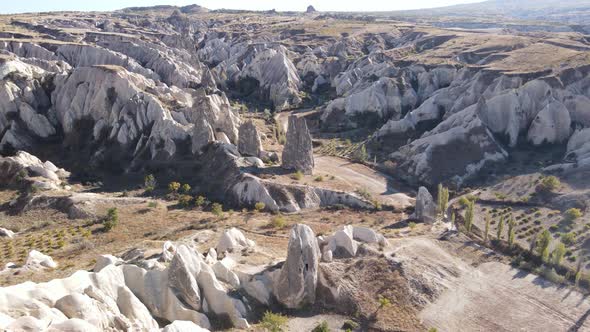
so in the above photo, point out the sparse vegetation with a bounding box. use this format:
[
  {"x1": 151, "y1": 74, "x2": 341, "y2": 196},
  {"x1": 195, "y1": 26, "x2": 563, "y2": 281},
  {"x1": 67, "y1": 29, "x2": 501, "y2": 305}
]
[
  {"x1": 260, "y1": 311, "x2": 288, "y2": 332},
  {"x1": 312, "y1": 321, "x2": 330, "y2": 332},
  {"x1": 497, "y1": 216, "x2": 504, "y2": 240},
  {"x1": 564, "y1": 208, "x2": 583, "y2": 222},
  {"x1": 537, "y1": 229, "x2": 552, "y2": 263},
  {"x1": 168, "y1": 181, "x2": 181, "y2": 194},
  {"x1": 437, "y1": 184, "x2": 449, "y2": 217},
  {"x1": 291, "y1": 171, "x2": 304, "y2": 181},
  {"x1": 211, "y1": 203, "x2": 223, "y2": 217},
  {"x1": 144, "y1": 174, "x2": 156, "y2": 192},
  {"x1": 538, "y1": 175, "x2": 561, "y2": 193},
  {"x1": 484, "y1": 214, "x2": 490, "y2": 242},
  {"x1": 178, "y1": 195, "x2": 192, "y2": 208},
  {"x1": 103, "y1": 207, "x2": 119, "y2": 232},
  {"x1": 464, "y1": 200, "x2": 474, "y2": 232},
  {"x1": 194, "y1": 196, "x2": 207, "y2": 208},
  {"x1": 180, "y1": 183, "x2": 191, "y2": 194},
  {"x1": 352, "y1": 144, "x2": 368, "y2": 162},
  {"x1": 270, "y1": 215, "x2": 287, "y2": 229},
  {"x1": 552, "y1": 242, "x2": 566, "y2": 265},
  {"x1": 254, "y1": 202, "x2": 266, "y2": 212}
]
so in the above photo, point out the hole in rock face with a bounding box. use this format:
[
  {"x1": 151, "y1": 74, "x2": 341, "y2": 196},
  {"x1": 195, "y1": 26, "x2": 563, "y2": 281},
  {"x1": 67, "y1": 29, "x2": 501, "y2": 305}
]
[{"x1": 305, "y1": 263, "x2": 309, "y2": 271}]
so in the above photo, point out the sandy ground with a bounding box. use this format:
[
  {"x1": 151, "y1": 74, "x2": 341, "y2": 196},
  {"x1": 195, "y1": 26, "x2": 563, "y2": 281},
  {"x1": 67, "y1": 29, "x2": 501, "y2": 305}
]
[
  {"x1": 388, "y1": 236, "x2": 590, "y2": 332},
  {"x1": 314, "y1": 155, "x2": 415, "y2": 209}
]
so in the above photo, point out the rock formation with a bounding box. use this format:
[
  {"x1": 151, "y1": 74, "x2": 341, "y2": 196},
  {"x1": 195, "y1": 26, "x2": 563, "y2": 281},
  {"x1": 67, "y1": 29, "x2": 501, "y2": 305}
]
[
  {"x1": 273, "y1": 224, "x2": 321, "y2": 308},
  {"x1": 238, "y1": 120, "x2": 263, "y2": 157},
  {"x1": 413, "y1": 187, "x2": 437, "y2": 224},
  {"x1": 282, "y1": 115, "x2": 314, "y2": 174},
  {"x1": 306, "y1": 5, "x2": 317, "y2": 13}
]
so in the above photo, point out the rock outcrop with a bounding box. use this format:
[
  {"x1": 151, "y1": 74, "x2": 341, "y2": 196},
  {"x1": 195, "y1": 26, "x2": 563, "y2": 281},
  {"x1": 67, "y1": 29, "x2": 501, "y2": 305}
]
[
  {"x1": 273, "y1": 224, "x2": 320, "y2": 308},
  {"x1": 238, "y1": 120, "x2": 263, "y2": 157},
  {"x1": 0, "y1": 151, "x2": 69, "y2": 190},
  {"x1": 282, "y1": 115, "x2": 314, "y2": 174},
  {"x1": 412, "y1": 187, "x2": 437, "y2": 224}
]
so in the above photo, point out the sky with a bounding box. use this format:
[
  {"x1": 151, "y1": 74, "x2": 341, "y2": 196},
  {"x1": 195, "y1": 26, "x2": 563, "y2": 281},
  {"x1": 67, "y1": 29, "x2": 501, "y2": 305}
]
[{"x1": 0, "y1": 0, "x2": 485, "y2": 14}]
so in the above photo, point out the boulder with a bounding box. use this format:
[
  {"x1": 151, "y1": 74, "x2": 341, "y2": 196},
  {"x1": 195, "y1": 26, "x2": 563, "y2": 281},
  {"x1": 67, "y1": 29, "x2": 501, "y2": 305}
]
[
  {"x1": 93, "y1": 255, "x2": 122, "y2": 272},
  {"x1": 25, "y1": 250, "x2": 57, "y2": 269},
  {"x1": 216, "y1": 228, "x2": 255, "y2": 254},
  {"x1": 413, "y1": 187, "x2": 437, "y2": 224},
  {"x1": 163, "y1": 320, "x2": 211, "y2": 332},
  {"x1": 306, "y1": 5, "x2": 317, "y2": 13},
  {"x1": 325, "y1": 225, "x2": 358, "y2": 258},
  {"x1": 162, "y1": 241, "x2": 177, "y2": 262},
  {"x1": 0, "y1": 228, "x2": 14, "y2": 238},
  {"x1": 238, "y1": 120, "x2": 263, "y2": 157},
  {"x1": 212, "y1": 257, "x2": 240, "y2": 288},
  {"x1": 274, "y1": 224, "x2": 320, "y2": 308},
  {"x1": 281, "y1": 115, "x2": 314, "y2": 174}
]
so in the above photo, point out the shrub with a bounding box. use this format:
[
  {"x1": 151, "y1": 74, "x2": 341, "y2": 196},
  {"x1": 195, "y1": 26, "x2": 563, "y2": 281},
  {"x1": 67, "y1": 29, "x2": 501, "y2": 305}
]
[
  {"x1": 377, "y1": 295, "x2": 391, "y2": 309},
  {"x1": 408, "y1": 222, "x2": 417, "y2": 231},
  {"x1": 15, "y1": 169, "x2": 28, "y2": 182},
  {"x1": 260, "y1": 311, "x2": 288, "y2": 332},
  {"x1": 537, "y1": 229, "x2": 552, "y2": 262},
  {"x1": 342, "y1": 320, "x2": 359, "y2": 330},
  {"x1": 494, "y1": 192, "x2": 507, "y2": 200},
  {"x1": 168, "y1": 182, "x2": 181, "y2": 194},
  {"x1": 312, "y1": 321, "x2": 330, "y2": 332},
  {"x1": 437, "y1": 184, "x2": 449, "y2": 217},
  {"x1": 552, "y1": 242, "x2": 566, "y2": 265},
  {"x1": 355, "y1": 187, "x2": 372, "y2": 201},
  {"x1": 561, "y1": 232, "x2": 576, "y2": 246},
  {"x1": 352, "y1": 144, "x2": 368, "y2": 162},
  {"x1": 194, "y1": 196, "x2": 206, "y2": 208},
  {"x1": 270, "y1": 215, "x2": 287, "y2": 229},
  {"x1": 178, "y1": 195, "x2": 193, "y2": 208},
  {"x1": 291, "y1": 171, "x2": 304, "y2": 181},
  {"x1": 181, "y1": 184, "x2": 191, "y2": 194},
  {"x1": 458, "y1": 196, "x2": 471, "y2": 207},
  {"x1": 564, "y1": 208, "x2": 583, "y2": 222},
  {"x1": 144, "y1": 174, "x2": 156, "y2": 192},
  {"x1": 211, "y1": 203, "x2": 223, "y2": 217},
  {"x1": 538, "y1": 176, "x2": 560, "y2": 192},
  {"x1": 254, "y1": 202, "x2": 266, "y2": 212},
  {"x1": 464, "y1": 200, "x2": 474, "y2": 232},
  {"x1": 148, "y1": 201, "x2": 158, "y2": 208},
  {"x1": 314, "y1": 175, "x2": 324, "y2": 182},
  {"x1": 497, "y1": 216, "x2": 505, "y2": 240},
  {"x1": 103, "y1": 207, "x2": 119, "y2": 231}
]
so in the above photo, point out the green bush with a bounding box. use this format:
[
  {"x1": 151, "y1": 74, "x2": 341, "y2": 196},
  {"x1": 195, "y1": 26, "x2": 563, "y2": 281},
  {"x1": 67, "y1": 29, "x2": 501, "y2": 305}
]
[
  {"x1": 291, "y1": 171, "x2": 304, "y2": 181},
  {"x1": 168, "y1": 182, "x2": 181, "y2": 194},
  {"x1": 355, "y1": 187, "x2": 372, "y2": 201},
  {"x1": 148, "y1": 201, "x2": 158, "y2": 208},
  {"x1": 342, "y1": 320, "x2": 359, "y2": 330},
  {"x1": 181, "y1": 184, "x2": 191, "y2": 194},
  {"x1": 254, "y1": 202, "x2": 266, "y2": 212},
  {"x1": 270, "y1": 215, "x2": 287, "y2": 229},
  {"x1": 194, "y1": 196, "x2": 206, "y2": 208},
  {"x1": 564, "y1": 208, "x2": 583, "y2": 222},
  {"x1": 314, "y1": 175, "x2": 324, "y2": 182},
  {"x1": 312, "y1": 321, "x2": 330, "y2": 332},
  {"x1": 539, "y1": 176, "x2": 560, "y2": 192},
  {"x1": 260, "y1": 311, "x2": 288, "y2": 332},
  {"x1": 352, "y1": 144, "x2": 368, "y2": 162},
  {"x1": 458, "y1": 196, "x2": 471, "y2": 207},
  {"x1": 144, "y1": 174, "x2": 156, "y2": 192},
  {"x1": 561, "y1": 232, "x2": 576, "y2": 246},
  {"x1": 178, "y1": 195, "x2": 192, "y2": 208},
  {"x1": 211, "y1": 203, "x2": 223, "y2": 217},
  {"x1": 103, "y1": 207, "x2": 119, "y2": 231}
]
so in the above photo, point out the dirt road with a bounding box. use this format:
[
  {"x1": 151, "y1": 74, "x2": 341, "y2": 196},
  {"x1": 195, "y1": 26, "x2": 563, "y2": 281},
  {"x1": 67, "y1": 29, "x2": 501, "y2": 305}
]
[{"x1": 314, "y1": 155, "x2": 414, "y2": 209}]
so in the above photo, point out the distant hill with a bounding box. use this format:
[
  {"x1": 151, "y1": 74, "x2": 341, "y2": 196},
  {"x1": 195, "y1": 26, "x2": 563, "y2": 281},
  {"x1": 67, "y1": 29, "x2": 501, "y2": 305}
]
[
  {"x1": 121, "y1": 4, "x2": 209, "y2": 14},
  {"x1": 393, "y1": 0, "x2": 590, "y2": 25}
]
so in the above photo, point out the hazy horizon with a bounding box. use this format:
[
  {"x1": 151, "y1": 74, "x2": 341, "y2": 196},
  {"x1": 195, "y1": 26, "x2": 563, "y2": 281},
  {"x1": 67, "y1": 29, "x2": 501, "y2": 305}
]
[{"x1": 0, "y1": 0, "x2": 485, "y2": 14}]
